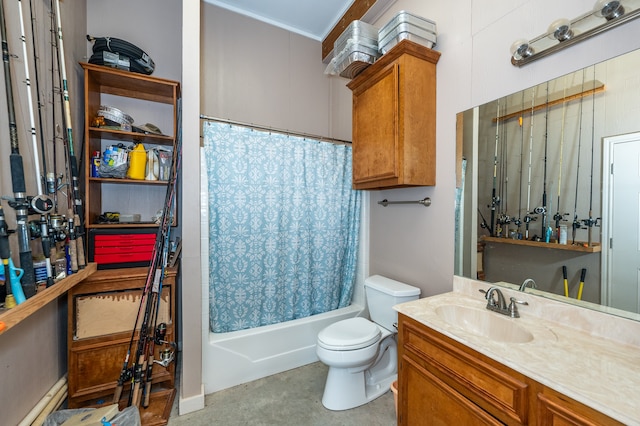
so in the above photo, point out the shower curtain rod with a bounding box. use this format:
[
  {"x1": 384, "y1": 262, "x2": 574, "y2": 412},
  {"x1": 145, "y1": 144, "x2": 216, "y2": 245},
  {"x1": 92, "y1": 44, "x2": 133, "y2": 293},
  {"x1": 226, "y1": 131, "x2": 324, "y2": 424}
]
[{"x1": 200, "y1": 114, "x2": 352, "y2": 145}]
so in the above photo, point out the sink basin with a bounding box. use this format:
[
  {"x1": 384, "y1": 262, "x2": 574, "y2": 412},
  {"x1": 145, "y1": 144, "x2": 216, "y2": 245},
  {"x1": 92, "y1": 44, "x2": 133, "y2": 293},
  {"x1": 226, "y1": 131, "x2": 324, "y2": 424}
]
[{"x1": 435, "y1": 304, "x2": 534, "y2": 343}]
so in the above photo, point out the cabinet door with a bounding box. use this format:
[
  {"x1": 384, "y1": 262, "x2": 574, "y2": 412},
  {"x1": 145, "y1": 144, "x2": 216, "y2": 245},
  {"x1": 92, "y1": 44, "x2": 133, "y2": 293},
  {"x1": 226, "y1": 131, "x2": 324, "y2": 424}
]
[
  {"x1": 352, "y1": 63, "x2": 399, "y2": 185},
  {"x1": 401, "y1": 355, "x2": 504, "y2": 426},
  {"x1": 537, "y1": 392, "x2": 624, "y2": 426}
]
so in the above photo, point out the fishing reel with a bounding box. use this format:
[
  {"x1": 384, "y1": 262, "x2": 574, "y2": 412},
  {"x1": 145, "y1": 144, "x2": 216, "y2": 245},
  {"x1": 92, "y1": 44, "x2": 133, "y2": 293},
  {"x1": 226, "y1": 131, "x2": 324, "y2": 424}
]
[
  {"x1": 581, "y1": 217, "x2": 601, "y2": 228},
  {"x1": 152, "y1": 323, "x2": 176, "y2": 368}
]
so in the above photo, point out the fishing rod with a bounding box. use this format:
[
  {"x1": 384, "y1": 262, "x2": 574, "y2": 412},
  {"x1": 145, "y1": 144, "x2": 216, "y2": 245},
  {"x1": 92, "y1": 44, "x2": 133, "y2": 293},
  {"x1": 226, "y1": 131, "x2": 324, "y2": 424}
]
[
  {"x1": 514, "y1": 91, "x2": 525, "y2": 239},
  {"x1": 535, "y1": 82, "x2": 550, "y2": 241},
  {"x1": 523, "y1": 87, "x2": 537, "y2": 240},
  {"x1": 17, "y1": 0, "x2": 55, "y2": 287},
  {"x1": 582, "y1": 65, "x2": 600, "y2": 246},
  {"x1": 497, "y1": 100, "x2": 510, "y2": 238},
  {"x1": 572, "y1": 70, "x2": 587, "y2": 245},
  {"x1": 115, "y1": 105, "x2": 182, "y2": 406},
  {"x1": 1, "y1": 0, "x2": 53, "y2": 298},
  {"x1": 54, "y1": 0, "x2": 85, "y2": 271},
  {"x1": 553, "y1": 77, "x2": 570, "y2": 241},
  {"x1": 488, "y1": 99, "x2": 500, "y2": 236}
]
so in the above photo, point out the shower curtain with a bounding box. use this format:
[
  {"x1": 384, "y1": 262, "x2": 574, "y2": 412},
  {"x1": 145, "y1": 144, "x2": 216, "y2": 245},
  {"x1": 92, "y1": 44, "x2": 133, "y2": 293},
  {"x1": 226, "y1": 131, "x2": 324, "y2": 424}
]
[{"x1": 203, "y1": 121, "x2": 361, "y2": 333}]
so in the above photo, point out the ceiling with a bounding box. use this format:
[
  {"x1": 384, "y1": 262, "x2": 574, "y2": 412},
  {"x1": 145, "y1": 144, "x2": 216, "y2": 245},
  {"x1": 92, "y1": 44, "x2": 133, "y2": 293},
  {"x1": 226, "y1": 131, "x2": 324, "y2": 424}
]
[{"x1": 203, "y1": 0, "x2": 355, "y2": 41}]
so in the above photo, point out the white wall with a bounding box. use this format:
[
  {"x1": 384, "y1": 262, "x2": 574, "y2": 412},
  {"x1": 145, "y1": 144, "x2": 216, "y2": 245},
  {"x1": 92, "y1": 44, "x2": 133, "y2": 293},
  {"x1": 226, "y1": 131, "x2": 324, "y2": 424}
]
[{"x1": 355, "y1": 0, "x2": 640, "y2": 299}]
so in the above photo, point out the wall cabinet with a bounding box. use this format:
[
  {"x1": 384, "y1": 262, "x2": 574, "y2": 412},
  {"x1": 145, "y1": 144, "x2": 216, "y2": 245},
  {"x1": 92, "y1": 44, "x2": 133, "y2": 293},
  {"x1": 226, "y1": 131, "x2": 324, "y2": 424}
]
[
  {"x1": 81, "y1": 63, "x2": 180, "y2": 266},
  {"x1": 397, "y1": 313, "x2": 623, "y2": 425},
  {"x1": 67, "y1": 267, "x2": 177, "y2": 409},
  {"x1": 347, "y1": 40, "x2": 440, "y2": 190}
]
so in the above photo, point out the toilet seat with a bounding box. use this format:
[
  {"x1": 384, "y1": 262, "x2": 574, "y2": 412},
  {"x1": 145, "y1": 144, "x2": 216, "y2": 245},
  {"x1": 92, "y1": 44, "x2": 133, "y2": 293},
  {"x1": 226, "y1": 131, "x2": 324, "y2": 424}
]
[{"x1": 317, "y1": 317, "x2": 381, "y2": 351}]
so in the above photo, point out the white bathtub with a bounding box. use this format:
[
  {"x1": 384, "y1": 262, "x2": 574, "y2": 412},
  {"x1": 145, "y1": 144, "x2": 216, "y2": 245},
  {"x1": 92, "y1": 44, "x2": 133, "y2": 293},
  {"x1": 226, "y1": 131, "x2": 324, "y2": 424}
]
[
  {"x1": 202, "y1": 304, "x2": 365, "y2": 394},
  {"x1": 199, "y1": 155, "x2": 370, "y2": 394}
]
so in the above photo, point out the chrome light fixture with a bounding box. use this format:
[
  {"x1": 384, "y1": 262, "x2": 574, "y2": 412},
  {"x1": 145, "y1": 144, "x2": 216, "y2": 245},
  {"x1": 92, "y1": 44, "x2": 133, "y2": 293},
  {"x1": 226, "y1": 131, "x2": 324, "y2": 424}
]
[
  {"x1": 511, "y1": 0, "x2": 640, "y2": 66},
  {"x1": 595, "y1": 0, "x2": 625, "y2": 20},
  {"x1": 547, "y1": 18, "x2": 574, "y2": 41}
]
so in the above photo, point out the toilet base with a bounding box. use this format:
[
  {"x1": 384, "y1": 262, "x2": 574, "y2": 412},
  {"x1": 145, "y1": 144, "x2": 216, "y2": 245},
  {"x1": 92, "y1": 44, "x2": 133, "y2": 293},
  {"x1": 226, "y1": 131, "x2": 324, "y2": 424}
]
[{"x1": 321, "y1": 335, "x2": 397, "y2": 411}]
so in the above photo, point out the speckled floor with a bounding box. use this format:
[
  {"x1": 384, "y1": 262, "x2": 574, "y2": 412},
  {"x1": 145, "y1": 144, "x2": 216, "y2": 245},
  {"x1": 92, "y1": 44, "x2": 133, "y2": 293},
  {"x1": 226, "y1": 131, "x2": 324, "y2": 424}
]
[{"x1": 167, "y1": 361, "x2": 397, "y2": 426}]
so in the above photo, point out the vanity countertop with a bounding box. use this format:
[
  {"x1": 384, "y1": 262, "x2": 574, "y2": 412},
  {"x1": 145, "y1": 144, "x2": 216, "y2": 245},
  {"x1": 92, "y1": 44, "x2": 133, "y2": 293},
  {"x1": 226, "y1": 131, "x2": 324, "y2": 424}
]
[{"x1": 394, "y1": 277, "x2": 640, "y2": 425}]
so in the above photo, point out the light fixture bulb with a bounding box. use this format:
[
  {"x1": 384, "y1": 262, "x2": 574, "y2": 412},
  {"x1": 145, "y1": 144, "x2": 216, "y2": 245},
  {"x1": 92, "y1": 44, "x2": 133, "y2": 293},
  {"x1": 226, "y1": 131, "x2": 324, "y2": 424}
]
[
  {"x1": 510, "y1": 39, "x2": 534, "y2": 60},
  {"x1": 594, "y1": 0, "x2": 625, "y2": 20},
  {"x1": 547, "y1": 18, "x2": 574, "y2": 41}
]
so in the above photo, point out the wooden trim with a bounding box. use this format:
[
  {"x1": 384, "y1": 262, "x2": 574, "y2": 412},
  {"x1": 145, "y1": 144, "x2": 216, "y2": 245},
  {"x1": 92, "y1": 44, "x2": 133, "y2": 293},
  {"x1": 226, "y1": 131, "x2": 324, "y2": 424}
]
[
  {"x1": 321, "y1": 0, "x2": 377, "y2": 61},
  {"x1": 481, "y1": 236, "x2": 601, "y2": 253},
  {"x1": 493, "y1": 82, "x2": 605, "y2": 123},
  {"x1": 0, "y1": 263, "x2": 97, "y2": 334}
]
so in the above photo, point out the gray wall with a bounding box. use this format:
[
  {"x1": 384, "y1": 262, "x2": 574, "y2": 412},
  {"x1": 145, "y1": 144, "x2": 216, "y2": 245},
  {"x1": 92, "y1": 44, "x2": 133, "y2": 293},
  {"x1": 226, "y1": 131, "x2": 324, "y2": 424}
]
[{"x1": 0, "y1": 1, "x2": 86, "y2": 424}]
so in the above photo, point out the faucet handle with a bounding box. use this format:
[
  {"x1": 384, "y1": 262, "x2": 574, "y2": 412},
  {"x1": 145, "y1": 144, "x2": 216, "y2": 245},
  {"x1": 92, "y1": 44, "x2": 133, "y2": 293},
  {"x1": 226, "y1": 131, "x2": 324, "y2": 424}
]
[{"x1": 508, "y1": 297, "x2": 528, "y2": 318}]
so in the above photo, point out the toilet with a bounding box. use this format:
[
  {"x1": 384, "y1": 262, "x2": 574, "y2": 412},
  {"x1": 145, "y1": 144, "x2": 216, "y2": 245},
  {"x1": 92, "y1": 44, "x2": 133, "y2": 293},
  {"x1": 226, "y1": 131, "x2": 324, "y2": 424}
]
[{"x1": 316, "y1": 275, "x2": 420, "y2": 411}]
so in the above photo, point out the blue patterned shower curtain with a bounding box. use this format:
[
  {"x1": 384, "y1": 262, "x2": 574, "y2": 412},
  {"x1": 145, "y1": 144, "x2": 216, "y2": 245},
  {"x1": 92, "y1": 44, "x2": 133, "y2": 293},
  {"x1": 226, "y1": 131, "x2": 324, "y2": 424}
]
[{"x1": 203, "y1": 122, "x2": 361, "y2": 333}]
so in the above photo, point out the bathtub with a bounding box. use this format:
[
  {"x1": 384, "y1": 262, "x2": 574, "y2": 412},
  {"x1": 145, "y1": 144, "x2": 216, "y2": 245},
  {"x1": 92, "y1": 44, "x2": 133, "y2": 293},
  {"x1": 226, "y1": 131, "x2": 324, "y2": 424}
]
[
  {"x1": 199, "y1": 155, "x2": 369, "y2": 394},
  {"x1": 202, "y1": 304, "x2": 365, "y2": 394}
]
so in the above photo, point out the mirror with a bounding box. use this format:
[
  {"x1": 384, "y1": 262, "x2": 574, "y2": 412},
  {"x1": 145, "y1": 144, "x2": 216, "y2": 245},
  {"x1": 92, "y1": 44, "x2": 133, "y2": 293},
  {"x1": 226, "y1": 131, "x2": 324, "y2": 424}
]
[{"x1": 456, "y1": 47, "x2": 640, "y2": 321}]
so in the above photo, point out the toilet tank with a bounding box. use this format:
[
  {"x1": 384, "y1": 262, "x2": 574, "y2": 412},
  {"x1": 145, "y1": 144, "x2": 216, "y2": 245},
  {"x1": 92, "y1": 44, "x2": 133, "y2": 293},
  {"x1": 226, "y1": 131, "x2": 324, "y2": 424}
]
[{"x1": 364, "y1": 275, "x2": 421, "y2": 331}]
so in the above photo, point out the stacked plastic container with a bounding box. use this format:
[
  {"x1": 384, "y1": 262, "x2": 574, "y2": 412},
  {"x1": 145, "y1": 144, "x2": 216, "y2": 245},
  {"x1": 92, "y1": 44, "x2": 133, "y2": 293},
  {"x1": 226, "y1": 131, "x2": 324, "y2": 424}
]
[
  {"x1": 331, "y1": 21, "x2": 380, "y2": 79},
  {"x1": 378, "y1": 11, "x2": 437, "y2": 54}
]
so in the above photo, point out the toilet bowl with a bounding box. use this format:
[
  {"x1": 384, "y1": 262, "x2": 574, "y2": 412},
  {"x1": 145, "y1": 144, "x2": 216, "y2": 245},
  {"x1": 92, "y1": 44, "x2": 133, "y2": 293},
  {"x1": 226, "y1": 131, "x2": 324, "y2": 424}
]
[{"x1": 316, "y1": 275, "x2": 420, "y2": 411}]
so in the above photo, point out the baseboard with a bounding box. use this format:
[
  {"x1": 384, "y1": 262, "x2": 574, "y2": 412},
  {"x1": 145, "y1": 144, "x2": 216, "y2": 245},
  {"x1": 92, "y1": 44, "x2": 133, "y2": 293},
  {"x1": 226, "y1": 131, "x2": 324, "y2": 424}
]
[{"x1": 178, "y1": 384, "x2": 205, "y2": 415}]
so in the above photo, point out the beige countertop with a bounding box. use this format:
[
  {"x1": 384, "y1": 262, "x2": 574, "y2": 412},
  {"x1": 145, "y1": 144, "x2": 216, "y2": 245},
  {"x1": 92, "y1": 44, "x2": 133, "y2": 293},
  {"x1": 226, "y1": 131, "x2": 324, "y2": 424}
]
[{"x1": 394, "y1": 276, "x2": 640, "y2": 425}]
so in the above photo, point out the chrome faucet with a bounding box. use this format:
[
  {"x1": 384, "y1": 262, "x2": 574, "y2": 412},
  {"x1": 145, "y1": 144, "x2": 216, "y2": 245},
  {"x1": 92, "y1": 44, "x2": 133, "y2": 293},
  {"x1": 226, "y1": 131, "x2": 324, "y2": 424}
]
[
  {"x1": 479, "y1": 287, "x2": 528, "y2": 318},
  {"x1": 519, "y1": 278, "x2": 537, "y2": 292}
]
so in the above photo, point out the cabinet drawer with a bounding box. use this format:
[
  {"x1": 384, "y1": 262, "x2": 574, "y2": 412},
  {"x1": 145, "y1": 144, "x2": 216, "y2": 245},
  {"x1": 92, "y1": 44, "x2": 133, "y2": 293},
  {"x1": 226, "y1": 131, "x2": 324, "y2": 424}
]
[
  {"x1": 402, "y1": 319, "x2": 528, "y2": 425},
  {"x1": 68, "y1": 335, "x2": 174, "y2": 406}
]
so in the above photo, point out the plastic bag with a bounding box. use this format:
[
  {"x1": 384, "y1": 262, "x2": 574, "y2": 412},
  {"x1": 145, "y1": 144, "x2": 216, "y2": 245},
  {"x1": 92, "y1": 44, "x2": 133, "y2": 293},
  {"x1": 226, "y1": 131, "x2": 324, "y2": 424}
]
[{"x1": 44, "y1": 405, "x2": 141, "y2": 426}]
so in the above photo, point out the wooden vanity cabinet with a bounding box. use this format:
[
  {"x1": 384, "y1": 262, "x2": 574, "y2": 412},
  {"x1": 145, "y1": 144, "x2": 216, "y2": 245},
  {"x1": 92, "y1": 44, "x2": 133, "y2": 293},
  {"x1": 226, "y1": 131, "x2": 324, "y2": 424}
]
[
  {"x1": 347, "y1": 40, "x2": 440, "y2": 190},
  {"x1": 397, "y1": 313, "x2": 624, "y2": 426}
]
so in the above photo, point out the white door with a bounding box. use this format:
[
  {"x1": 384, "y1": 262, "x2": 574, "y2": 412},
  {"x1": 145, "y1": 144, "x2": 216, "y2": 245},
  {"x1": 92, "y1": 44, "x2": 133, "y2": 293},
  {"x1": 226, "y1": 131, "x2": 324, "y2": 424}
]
[{"x1": 604, "y1": 132, "x2": 640, "y2": 313}]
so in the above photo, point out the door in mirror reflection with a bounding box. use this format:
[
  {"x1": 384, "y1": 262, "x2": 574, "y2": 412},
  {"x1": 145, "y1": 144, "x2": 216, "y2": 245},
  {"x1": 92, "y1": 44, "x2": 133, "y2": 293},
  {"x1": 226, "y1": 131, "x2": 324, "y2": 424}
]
[{"x1": 607, "y1": 132, "x2": 640, "y2": 313}]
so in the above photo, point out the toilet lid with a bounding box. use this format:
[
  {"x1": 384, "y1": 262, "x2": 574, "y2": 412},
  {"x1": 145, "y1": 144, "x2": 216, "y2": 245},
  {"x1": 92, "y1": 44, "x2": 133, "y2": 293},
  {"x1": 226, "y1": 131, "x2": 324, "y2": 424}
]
[{"x1": 317, "y1": 317, "x2": 381, "y2": 351}]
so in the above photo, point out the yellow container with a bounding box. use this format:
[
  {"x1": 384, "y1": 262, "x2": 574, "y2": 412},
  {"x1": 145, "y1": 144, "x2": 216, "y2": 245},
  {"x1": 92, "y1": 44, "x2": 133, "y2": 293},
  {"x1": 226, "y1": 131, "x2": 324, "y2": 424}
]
[{"x1": 127, "y1": 144, "x2": 147, "y2": 180}]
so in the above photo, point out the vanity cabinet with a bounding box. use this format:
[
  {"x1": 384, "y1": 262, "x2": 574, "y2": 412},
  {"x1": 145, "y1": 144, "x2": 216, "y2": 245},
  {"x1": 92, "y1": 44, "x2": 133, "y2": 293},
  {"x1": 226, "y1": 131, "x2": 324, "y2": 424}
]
[
  {"x1": 397, "y1": 313, "x2": 623, "y2": 425},
  {"x1": 347, "y1": 40, "x2": 440, "y2": 190}
]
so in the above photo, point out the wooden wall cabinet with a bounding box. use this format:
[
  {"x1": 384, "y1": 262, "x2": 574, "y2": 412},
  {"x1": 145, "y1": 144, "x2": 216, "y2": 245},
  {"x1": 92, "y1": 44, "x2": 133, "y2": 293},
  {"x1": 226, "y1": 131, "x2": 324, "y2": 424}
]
[
  {"x1": 67, "y1": 267, "x2": 177, "y2": 408},
  {"x1": 397, "y1": 313, "x2": 623, "y2": 425},
  {"x1": 347, "y1": 40, "x2": 440, "y2": 190}
]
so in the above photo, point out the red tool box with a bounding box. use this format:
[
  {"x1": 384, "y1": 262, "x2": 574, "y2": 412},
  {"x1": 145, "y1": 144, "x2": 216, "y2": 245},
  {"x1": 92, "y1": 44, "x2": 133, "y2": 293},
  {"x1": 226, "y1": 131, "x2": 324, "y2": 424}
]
[{"x1": 88, "y1": 228, "x2": 158, "y2": 269}]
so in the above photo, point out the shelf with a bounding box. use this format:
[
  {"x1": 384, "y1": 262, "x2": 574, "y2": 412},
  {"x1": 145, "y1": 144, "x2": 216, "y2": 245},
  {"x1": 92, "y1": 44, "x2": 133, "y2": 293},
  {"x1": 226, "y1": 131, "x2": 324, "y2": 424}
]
[
  {"x1": 0, "y1": 263, "x2": 97, "y2": 335},
  {"x1": 89, "y1": 177, "x2": 169, "y2": 185},
  {"x1": 480, "y1": 236, "x2": 601, "y2": 253},
  {"x1": 81, "y1": 62, "x2": 180, "y2": 105},
  {"x1": 88, "y1": 223, "x2": 162, "y2": 229},
  {"x1": 89, "y1": 127, "x2": 174, "y2": 145}
]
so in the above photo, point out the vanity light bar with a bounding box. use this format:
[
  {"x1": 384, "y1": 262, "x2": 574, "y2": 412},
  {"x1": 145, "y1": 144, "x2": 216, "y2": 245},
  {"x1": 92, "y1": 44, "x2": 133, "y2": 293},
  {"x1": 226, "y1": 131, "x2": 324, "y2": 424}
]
[{"x1": 511, "y1": 1, "x2": 640, "y2": 67}]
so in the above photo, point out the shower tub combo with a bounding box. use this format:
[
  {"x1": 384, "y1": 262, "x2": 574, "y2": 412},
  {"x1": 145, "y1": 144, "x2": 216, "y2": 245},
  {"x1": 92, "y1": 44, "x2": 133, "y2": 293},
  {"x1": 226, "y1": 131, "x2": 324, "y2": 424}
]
[{"x1": 202, "y1": 304, "x2": 364, "y2": 393}]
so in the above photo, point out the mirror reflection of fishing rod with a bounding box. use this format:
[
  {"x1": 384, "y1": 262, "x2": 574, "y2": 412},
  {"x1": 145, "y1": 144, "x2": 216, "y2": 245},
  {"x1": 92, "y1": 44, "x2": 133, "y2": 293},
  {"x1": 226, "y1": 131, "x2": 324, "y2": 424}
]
[
  {"x1": 1, "y1": 0, "x2": 51, "y2": 298},
  {"x1": 553, "y1": 77, "x2": 570, "y2": 240},
  {"x1": 534, "y1": 82, "x2": 550, "y2": 240},
  {"x1": 572, "y1": 70, "x2": 587, "y2": 245},
  {"x1": 477, "y1": 209, "x2": 492, "y2": 235},
  {"x1": 524, "y1": 87, "x2": 537, "y2": 240},
  {"x1": 488, "y1": 100, "x2": 501, "y2": 236},
  {"x1": 582, "y1": 65, "x2": 601, "y2": 245}
]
